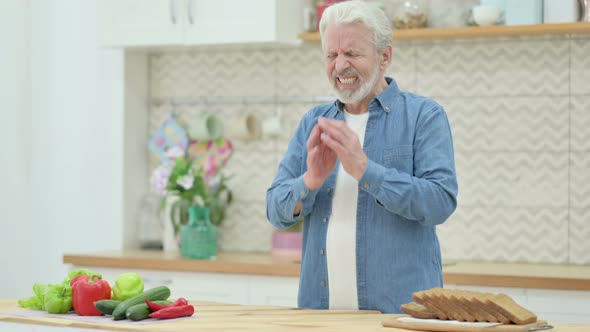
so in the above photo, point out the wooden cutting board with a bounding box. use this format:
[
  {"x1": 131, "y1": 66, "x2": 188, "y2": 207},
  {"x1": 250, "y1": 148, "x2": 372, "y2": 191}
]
[{"x1": 382, "y1": 315, "x2": 553, "y2": 332}]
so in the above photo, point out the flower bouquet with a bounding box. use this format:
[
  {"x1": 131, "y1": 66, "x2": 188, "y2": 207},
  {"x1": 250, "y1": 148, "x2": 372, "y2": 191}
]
[{"x1": 151, "y1": 146, "x2": 233, "y2": 238}]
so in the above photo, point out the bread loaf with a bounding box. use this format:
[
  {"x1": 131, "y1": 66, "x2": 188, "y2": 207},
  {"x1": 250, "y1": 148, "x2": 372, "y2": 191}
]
[
  {"x1": 486, "y1": 293, "x2": 537, "y2": 325},
  {"x1": 402, "y1": 288, "x2": 538, "y2": 325},
  {"x1": 400, "y1": 302, "x2": 437, "y2": 319},
  {"x1": 413, "y1": 289, "x2": 449, "y2": 320}
]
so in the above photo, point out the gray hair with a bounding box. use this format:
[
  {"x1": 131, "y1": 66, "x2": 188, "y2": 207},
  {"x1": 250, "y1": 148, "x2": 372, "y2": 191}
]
[{"x1": 319, "y1": 0, "x2": 393, "y2": 53}]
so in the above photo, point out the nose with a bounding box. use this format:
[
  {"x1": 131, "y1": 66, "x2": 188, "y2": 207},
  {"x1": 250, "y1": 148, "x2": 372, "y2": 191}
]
[{"x1": 334, "y1": 54, "x2": 350, "y2": 73}]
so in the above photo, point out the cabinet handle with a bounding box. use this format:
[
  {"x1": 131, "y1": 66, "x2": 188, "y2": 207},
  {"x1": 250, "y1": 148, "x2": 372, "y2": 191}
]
[
  {"x1": 170, "y1": 0, "x2": 177, "y2": 24},
  {"x1": 187, "y1": 0, "x2": 194, "y2": 24}
]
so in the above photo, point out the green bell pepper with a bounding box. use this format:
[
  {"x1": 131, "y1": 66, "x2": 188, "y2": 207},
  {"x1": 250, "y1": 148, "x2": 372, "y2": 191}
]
[
  {"x1": 112, "y1": 272, "x2": 144, "y2": 301},
  {"x1": 44, "y1": 284, "x2": 72, "y2": 314}
]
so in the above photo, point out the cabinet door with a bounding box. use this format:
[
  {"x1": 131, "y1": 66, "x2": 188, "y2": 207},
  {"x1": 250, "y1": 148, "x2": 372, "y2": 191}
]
[
  {"x1": 98, "y1": 0, "x2": 183, "y2": 47},
  {"x1": 249, "y1": 276, "x2": 299, "y2": 307},
  {"x1": 185, "y1": 0, "x2": 277, "y2": 45}
]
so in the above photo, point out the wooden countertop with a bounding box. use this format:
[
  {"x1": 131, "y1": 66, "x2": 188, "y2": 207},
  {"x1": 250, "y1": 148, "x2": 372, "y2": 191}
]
[
  {"x1": 63, "y1": 250, "x2": 590, "y2": 291},
  {"x1": 64, "y1": 250, "x2": 302, "y2": 277},
  {"x1": 1, "y1": 300, "x2": 587, "y2": 332},
  {"x1": 0, "y1": 299, "x2": 393, "y2": 332}
]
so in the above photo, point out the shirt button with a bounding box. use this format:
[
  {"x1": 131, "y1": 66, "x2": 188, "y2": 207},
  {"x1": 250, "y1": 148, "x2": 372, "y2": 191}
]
[
  {"x1": 323, "y1": 217, "x2": 328, "y2": 223},
  {"x1": 320, "y1": 249, "x2": 325, "y2": 255},
  {"x1": 300, "y1": 191, "x2": 305, "y2": 196},
  {"x1": 320, "y1": 281, "x2": 326, "y2": 287},
  {"x1": 363, "y1": 182, "x2": 369, "y2": 190},
  {"x1": 327, "y1": 188, "x2": 332, "y2": 193}
]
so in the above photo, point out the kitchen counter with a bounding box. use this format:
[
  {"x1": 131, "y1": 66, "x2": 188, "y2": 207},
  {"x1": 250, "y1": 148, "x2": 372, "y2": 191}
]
[
  {"x1": 0, "y1": 299, "x2": 587, "y2": 332},
  {"x1": 63, "y1": 250, "x2": 590, "y2": 291},
  {"x1": 0, "y1": 299, "x2": 389, "y2": 332}
]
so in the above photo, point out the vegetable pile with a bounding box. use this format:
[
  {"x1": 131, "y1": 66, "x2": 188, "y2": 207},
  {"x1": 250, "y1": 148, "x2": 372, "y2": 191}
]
[{"x1": 18, "y1": 269, "x2": 195, "y2": 321}]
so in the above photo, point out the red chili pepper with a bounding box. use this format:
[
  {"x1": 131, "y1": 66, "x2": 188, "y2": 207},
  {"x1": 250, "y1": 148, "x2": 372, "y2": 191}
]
[
  {"x1": 148, "y1": 304, "x2": 194, "y2": 319},
  {"x1": 145, "y1": 298, "x2": 188, "y2": 312},
  {"x1": 72, "y1": 277, "x2": 111, "y2": 316}
]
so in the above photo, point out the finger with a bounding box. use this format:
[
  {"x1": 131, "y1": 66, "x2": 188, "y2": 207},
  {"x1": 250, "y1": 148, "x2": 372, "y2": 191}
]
[
  {"x1": 307, "y1": 125, "x2": 321, "y2": 150},
  {"x1": 320, "y1": 130, "x2": 347, "y2": 157},
  {"x1": 317, "y1": 121, "x2": 348, "y2": 146},
  {"x1": 318, "y1": 117, "x2": 349, "y2": 134}
]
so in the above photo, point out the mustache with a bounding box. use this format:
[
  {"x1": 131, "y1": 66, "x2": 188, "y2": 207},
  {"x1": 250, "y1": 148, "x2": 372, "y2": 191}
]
[{"x1": 332, "y1": 69, "x2": 360, "y2": 80}]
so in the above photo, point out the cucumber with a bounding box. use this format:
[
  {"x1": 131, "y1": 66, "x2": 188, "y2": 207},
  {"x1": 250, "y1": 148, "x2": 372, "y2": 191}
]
[
  {"x1": 111, "y1": 286, "x2": 171, "y2": 320},
  {"x1": 94, "y1": 300, "x2": 122, "y2": 315},
  {"x1": 125, "y1": 300, "x2": 172, "y2": 321}
]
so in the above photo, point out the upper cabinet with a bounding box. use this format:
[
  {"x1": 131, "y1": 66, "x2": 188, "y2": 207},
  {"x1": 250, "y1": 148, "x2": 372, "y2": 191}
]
[{"x1": 98, "y1": 0, "x2": 306, "y2": 47}]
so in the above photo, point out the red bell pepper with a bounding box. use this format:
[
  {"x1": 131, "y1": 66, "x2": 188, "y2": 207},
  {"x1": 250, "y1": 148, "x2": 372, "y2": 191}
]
[
  {"x1": 69, "y1": 273, "x2": 102, "y2": 287},
  {"x1": 145, "y1": 298, "x2": 188, "y2": 312},
  {"x1": 71, "y1": 274, "x2": 111, "y2": 299},
  {"x1": 149, "y1": 304, "x2": 194, "y2": 319},
  {"x1": 72, "y1": 276, "x2": 111, "y2": 316}
]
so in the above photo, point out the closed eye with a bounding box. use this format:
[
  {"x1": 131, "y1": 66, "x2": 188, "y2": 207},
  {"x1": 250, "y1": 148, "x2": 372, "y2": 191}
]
[{"x1": 345, "y1": 52, "x2": 360, "y2": 58}]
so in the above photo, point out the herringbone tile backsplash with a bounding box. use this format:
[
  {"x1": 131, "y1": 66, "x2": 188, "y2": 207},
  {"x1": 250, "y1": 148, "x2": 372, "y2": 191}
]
[{"x1": 149, "y1": 35, "x2": 590, "y2": 264}]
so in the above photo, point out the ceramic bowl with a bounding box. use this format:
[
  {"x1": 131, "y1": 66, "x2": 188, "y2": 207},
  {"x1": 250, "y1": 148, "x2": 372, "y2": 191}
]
[{"x1": 473, "y1": 5, "x2": 501, "y2": 26}]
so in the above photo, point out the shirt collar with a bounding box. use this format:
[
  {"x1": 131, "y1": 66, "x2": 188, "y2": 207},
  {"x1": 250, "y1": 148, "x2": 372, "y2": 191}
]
[{"x1": 333, "y1": 77, "x2": 400, "y2": 113}]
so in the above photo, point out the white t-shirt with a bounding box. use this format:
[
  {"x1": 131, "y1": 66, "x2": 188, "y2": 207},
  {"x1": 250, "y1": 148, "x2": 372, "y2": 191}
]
[{"x1": 326, "y1": 110, "x2": 369, "y2": 310}]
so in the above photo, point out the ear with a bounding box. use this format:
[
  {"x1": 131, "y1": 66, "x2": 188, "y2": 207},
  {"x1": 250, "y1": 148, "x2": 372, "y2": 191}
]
[{"x1": 380, "y1": 45, "x2": 393, "y2": 70}]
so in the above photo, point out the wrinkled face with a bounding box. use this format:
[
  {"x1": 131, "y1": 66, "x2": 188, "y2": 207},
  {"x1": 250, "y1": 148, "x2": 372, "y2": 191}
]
[{"x1": 324, "y1": 23, "x2": 381, "y2": 104}]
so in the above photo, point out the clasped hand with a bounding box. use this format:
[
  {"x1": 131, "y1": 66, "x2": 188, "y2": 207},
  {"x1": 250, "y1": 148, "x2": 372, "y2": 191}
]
[{"x1": 303, "y1": 117, "x2": 368, "y2": 190}]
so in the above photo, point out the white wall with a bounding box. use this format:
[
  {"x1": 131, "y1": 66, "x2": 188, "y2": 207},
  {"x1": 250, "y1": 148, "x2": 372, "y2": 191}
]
[
  {"x1": 0, "y1": 0, "x2": 33, "y2": 297},
  {"x1": 0, "y1": 0, "x2": 126, "y2": 298}
]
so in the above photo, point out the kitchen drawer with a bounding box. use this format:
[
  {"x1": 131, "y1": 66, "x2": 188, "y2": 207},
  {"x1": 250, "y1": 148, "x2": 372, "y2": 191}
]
[
  {"x1": 248, "y1": 275, "x2": 298, "y2": 307},
  {"x1": 171, "y1": 272, "x2": 250, "y2": 305},
  {"x1": 67, "y1": 265, "x2": 293, "y2": 306},
  {"x1": 445, "y1": 283, "x2": 590, "y2": 324},
  {"x1": 87, "y1": 267, "x2": 175, "y2": 291},
  {"x1": 526, "y1": 289, "x2": 590, "y2": 315}
]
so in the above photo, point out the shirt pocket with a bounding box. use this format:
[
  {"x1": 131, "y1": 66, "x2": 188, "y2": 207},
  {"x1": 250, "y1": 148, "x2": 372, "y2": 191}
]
[{"x1": 382, "y1": 145, "x2": 413, "y2": 174}]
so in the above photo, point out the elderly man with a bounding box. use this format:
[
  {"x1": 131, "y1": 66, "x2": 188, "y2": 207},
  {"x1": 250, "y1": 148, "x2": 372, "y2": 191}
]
[{"x1": 266, "y1": 0, "x2": 458, "y2": 313}]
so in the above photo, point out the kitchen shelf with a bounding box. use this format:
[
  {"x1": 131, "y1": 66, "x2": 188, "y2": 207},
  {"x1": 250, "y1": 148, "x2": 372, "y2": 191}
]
[{"x1": 298, "y1": 22, "x2": 590, "y2": 42}]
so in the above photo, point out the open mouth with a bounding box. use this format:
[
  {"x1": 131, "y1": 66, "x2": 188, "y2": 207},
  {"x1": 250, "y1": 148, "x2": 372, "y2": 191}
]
[
  {"x1": 336, "y1": 76, "x2": 358, "y2": 88},
  {"x1": 338, "y1": 76, "x2": 357, "y2": 84}
]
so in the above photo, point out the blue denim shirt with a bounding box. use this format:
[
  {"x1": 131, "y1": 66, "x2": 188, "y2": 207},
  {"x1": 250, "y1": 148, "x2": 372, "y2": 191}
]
[{"x1": 266, "y1": 77, "x2": 458, "y2": 313}]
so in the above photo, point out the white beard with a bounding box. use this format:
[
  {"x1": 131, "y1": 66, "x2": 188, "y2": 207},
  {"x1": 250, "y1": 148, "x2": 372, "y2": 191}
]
[{"x1": 331, "y1": 64, "x2": 381, "y2": 104}]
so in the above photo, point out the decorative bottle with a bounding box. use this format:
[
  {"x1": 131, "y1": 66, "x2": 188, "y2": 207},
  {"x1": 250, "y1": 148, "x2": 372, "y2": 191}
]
[{"x1": 181, "y1": 206, "x2": 217, "y2": 260}]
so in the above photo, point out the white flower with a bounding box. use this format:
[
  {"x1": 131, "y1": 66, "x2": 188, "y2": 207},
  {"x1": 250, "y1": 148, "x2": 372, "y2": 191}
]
[
  {"x1": 176, "y1": 174, "x2": 194, "y2": 190},
  {"x1": 166, "y1": 146, "x2": 185, "y2": 159}
]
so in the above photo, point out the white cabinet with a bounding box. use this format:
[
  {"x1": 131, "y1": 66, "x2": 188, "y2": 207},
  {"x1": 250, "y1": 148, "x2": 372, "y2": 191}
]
[
  {"x1": 446, "y1": 284, "x2": 590, "y2": 324},
  {"x1": 69, "y1": 266, "x2": 590, "y2": 323},
  {"x1": 98, "y1": 0, "x2": 306, "y2": 47},
  {"x1": 73, "y1": 266, "x2": 299, "y2": 307},
  {"x1": 249, "y1": 275, "x2": 300, "y2": 307},
  {"x1": 98, "y1": 0, "x2": 184, "y2": 46}
]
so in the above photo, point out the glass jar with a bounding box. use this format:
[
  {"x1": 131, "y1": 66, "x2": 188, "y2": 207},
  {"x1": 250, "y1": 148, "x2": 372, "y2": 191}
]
[{"x1": 392, "y1": 0, "x2": 428, "y2": 29}]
